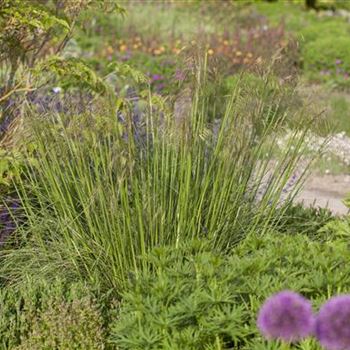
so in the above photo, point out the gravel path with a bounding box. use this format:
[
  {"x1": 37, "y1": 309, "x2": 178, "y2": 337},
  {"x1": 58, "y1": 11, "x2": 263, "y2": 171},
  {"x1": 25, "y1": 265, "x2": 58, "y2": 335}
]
[{"x1": 296, "y1": 174, "x2": 350, "y2": 215}]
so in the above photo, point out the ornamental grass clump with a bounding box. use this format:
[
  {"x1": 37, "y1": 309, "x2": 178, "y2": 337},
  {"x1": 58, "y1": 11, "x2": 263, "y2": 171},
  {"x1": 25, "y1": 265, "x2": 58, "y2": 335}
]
[
  {"x1": 257, "y1": 291, "x2": 315, "y2": 343},
  {"x1": 0, "y1": 63, "x2": 314, "y2": 293},
  {"x1": 315, "y1": 295, "x2": 350, "y2": 350}
]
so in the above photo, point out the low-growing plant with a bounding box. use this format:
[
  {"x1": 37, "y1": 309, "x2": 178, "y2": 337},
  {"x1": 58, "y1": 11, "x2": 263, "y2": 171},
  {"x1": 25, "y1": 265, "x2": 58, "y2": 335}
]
[
  {"x1": 303, "y1": 36, "x2": 350, "y2": 89},
  {"x1": 0, "y1": 278, "x2": 107, "y2": 350},
  {"x1": 110, "y1": 231, "x2": 350, "y2": 349},
  {"x1": 273, "y1": 203, "x2": 334, "y2": 239}
]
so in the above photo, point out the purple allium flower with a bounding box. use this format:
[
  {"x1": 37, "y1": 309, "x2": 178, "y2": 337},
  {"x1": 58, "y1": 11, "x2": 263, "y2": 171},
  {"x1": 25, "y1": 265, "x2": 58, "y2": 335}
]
[
  {"x1": 257, "y1": 291, "x2": 314, "y2": 342},
  {"x1": 315, "y1": 295, "x2": 350, "y2": 350}
]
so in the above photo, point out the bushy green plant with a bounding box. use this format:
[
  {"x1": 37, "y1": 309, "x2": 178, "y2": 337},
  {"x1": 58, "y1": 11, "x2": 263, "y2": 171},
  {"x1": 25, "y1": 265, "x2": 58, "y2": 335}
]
[
  {"x1": 110, "y1": 241, "x2": 251, "y2": 350},
  {"x1": 299, "y1": 21, "x2": 349, "y2": 44},
  {"x1": 0, "y1": 0, "x2": 126, "y2": 146},
  {"x1": 273, "y1": 203, "x2": 334, "y2": 239},
  {"x1": 303, "y1": 36, "x2": 350, "y2": 88},
  {"x1": 110, "y1": 232, "x2": 350, "y2": 349},
  {"x1": 317, "y1": 217, "x2": 350, "y2": 241},
  {"x1": 0, "y1": 279, "x2": 106, "y2": 350}
]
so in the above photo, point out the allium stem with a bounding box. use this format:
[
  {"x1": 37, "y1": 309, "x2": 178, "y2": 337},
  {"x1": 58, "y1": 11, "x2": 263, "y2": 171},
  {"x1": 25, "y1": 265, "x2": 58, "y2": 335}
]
[{"x1": 281, "y1": 342, "x2": 291, "y2": 350}]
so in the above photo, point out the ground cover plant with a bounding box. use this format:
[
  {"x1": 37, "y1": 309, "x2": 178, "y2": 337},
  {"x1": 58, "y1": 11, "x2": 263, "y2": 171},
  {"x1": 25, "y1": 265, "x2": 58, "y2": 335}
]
[{"x1": 0, "y1": 0, "x2": 350, "y2": 349}]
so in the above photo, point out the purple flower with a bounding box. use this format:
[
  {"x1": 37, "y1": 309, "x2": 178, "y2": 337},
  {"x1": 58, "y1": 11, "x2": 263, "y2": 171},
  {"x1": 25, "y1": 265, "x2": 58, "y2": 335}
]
[
  {"x1": 174, "y1": 69, "x2": 186, "y2": 82},
  {"x1": 257, "y1": 291, "x2": 314, "y2": 342},
  {"x1": 121, "y1": 52, "x2": 132, "y2": 61},
  {"x1": 335, "y1": 59, "x2": 342, "y2": 65},
  {"x1": 155, "y1": 83, "x2": 165, "y2": 92},
  {"x1": 151, "y1": 74, "x2": 163, "y2": 82},
  {"x1": 315, "y1": 295, "x2": 350, "y2": 350}
]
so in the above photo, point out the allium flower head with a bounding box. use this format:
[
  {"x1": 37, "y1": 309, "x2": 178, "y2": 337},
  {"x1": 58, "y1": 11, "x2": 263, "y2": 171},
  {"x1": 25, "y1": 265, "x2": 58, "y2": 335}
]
[
  {"x1": 315, "y1": 295, "x2": 350, "y2": 350},
  {"x1": 257, "y1": 290, "x2": 314, "y2": 342}
]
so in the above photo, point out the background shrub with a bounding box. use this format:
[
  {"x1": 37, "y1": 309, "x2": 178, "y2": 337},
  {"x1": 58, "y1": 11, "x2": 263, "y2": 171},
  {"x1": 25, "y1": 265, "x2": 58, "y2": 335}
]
[{"x1": 303, "y1": 36, "x2": 350, "y2": 88}]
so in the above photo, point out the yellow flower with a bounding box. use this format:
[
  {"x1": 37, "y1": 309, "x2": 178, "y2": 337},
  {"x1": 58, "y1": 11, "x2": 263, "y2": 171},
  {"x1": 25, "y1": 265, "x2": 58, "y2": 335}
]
[
  {"x1": 119, "y1": 45, "x2": 127, "y2": 52},
  {"x1": 247, "y1": 52, "x2": 253, "y2": 58},
  {"x1": 207, "y1": 49, "x2": 214, "y2": 56},
  {"x1": 106, "y1": 46, "x2": 113, "y2": 55},
  {"x1": 236, "y1": 51, "x2": 242, "y2": 57},
  {"x1": 223, "y1": 40, "x2": 229, "y2": 46},
  {"x1": 280, "y1": 40, "x2": 287, "y2": 47}
]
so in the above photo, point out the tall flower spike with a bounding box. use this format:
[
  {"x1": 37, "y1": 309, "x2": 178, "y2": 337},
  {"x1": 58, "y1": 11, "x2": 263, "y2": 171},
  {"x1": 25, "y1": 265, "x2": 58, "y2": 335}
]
[
  {"x1": 316, "y1": 295, "x2": 350, "y2": 350},
  {"x1": 257, "y1": 290, "x2": 315, "y2": 343}
]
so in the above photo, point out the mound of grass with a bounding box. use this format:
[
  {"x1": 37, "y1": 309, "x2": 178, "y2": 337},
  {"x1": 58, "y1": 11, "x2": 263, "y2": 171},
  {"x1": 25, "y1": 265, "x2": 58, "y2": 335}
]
[{"x1": 0, "y1": 69, "x2": 312, "y2": 293}]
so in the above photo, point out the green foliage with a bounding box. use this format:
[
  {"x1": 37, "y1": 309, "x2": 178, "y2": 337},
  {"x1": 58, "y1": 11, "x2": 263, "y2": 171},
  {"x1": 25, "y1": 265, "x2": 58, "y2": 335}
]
[
  {"x1": 110, "y1": 231, "x2": 350, "y2": 349},
  {"x1": 253, "y1": 1, "x2": 350, "y2": 88},
  {"x1": 0, "y1": 279, "x2": 106, "y2": 350},
  {"x1": 110, "y1": 241, "x2": 251, "y2": 349},
  {"x1": 303, "y1": 36, "x2": 350, "y2": 88},
  {"x1": 111, "y1": 62, "x2": 149, "y2": 84},
  {"x1": 1, "y1": 71, "x2": 311, "y2": 292},
  {"x1": 274, "y1": 203, "x2": 334, "y2": 239},
  {"x1": 0, "y1": 0, "x2": 127, "y2": 146},
  {"x1": 299, "y1": 21, "x2": 349, "y2": 44},
  {"x1": 0, "y1": 0, "x2": 70, "y2": 67},
  {"x1": 37, "y1": 56, "x2": 109, "y2": 94},
  {"x1": 0, "y1": 149, "x2": 25, "y2": 187},
  {"x1": 318, "y1": 217, "x2": 350, "y2": 240},
  {"x1": 224, "y1": 73, "x2": 301, "y2": 131}
]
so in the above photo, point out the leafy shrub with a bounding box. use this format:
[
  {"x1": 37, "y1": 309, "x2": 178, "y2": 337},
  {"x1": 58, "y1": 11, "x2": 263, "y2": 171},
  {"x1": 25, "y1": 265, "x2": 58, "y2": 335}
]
[
  {"x1": 0, "y1": 279, "x2": 106, "y2": 350},
  {"x1": 273, "y1": 203, "x2": 334, "y2": 239},
  {"x1": 303, "y1": 36, "x2": 350, "y2": 88},
  {"x1": 0, "y1": 0, "x2": 125, "y2": 146},
  {"x1": 110, "y1": 232, "x2": 350, "y2": 349},
  {"x1": 316, "y1": 217, "x2": 350, "y2": 241},
  {"x1": 299, "y1": 21, "x2": 349, "y2": 44}
]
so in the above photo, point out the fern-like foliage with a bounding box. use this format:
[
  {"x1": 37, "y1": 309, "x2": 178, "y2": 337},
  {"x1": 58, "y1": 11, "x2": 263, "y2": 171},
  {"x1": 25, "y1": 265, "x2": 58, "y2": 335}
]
[
  {"x1": 109, "y1": 62, "x2": 150, "y2": 85},
  {"x1": 37, "y1": 56, "x2": 108, "y2": 94}
]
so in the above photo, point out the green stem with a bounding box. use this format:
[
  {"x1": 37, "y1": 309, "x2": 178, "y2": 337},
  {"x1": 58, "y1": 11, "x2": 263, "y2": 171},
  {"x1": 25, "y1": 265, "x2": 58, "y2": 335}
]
[
  {"x1": 281, "y1": 342, "x2": 291, "y2": 350},
  {"x1": 215, "y1": 336, "x2": 222, "y2": 350}
]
